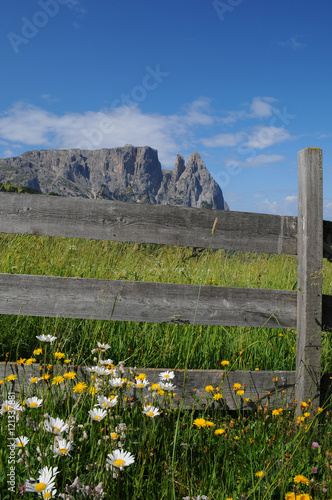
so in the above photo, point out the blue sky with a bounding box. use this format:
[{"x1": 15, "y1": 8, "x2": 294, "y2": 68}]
[{"x1": 1, "y1": 0, "x2": 332, "y2": 218}]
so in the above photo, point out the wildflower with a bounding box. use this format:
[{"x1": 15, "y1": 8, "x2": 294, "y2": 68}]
[
  {"x1": 25, "y1": 358, "x2": 37, "y2": 365},
  {"x1": 63, "y1": 371, "x2": 76, "y2": 380},
  {"x1": 89, "y1": 386, "x2": 98, "y2": 395},
  {"x1": 41, "y1": 374, "x2": 51, "y2": 381},
  {"x1": 89, "y1": 408, "x2": 107, "y2": 421},
  {"x1": 311, "y1": 467, "x2": 317, "y2": 474},
  {"x1": 73, "y1": 382, "x2": 88, "y2": 393},
  {"x1": 273, "y1": 377, "x2": 279, "y2": 383},
  {"x1": 303, "y1": 412, "x2": 310, "y2": 418},
  {"x1": 300, "y1": 401, "x2": 309, "y2": 409},
  {"x1": 109, "y1": 378, "x2": 126, "y2": 388},
  {"x1": 312, "y1": 442, "x2": 319, "y2": 449},
  {"x1": 64, "y1": 359, "x2": 71, "y2": 364},
  {"x1": 134, "y1": 378, "x2": 149, "y2": 389},
  {"x1": 93, "y1": 366, "x2": 113, "y2": 376},
  {"x1": 25, "y1": 466, "x2": 58, "y2": 496},
  {"x1": 205, "y1": 421, "x2": 215, "y2": 427},
  {"x1": 17, "y1": 358, "x2": 26, "y2": 365},
  {"x1": 205, "y1": 385, "x2": 214, "y2": 393},
  {"x1": 29, "y1": 377, "x2": 41, "y2": 384},
  {"x1": 0, "y1": 380, "x2": 4, "y2": 385},
  {"x1": 52, "y1": 376, "x2": 64, "y2": 386},
  {"x1": 5, "y1": 374, "x2": 17, "y2": 382},
  {"x1": 0, "y1": 400, "x2": 24, "y2": 414},
  {"x1": 193, "y1": 418, "x2": 206, "y2": 429},
  {"x1": 54, "y1": 352, "x2": 65, "y2": 360},
  {"x1": 236, "y1": 390, "x2": 245, "y2": 396},
  {"x1": 214, "y1": 429, "x2": 225, "y2": 435},
  {"x1": 143, "y1": 405, "x2": 161, "y2": 418},
  {"x1": 33, "y1": 348, "x2": 43, "y2": 356},
  {"x1": 233, "y1": 383, "x2": 242, "y2": 391},
  {"x1": 44, "y1": 417, "x2": 69, "y2": 435},
  {"x1": 150, "y1": 383, "x2": 161, "y2": 391},
  {"x1": 36, "y1": 334, "x2": 57, "y2": 343},
  {"x1": 97, "y1": 342, "x2": 111, "y2": 351},
  {"x1": 26, "y1": 397, "x2": 43, "y2": 409},
  {"x1": 106, "y1": 449, "x2": 135, "y2": 470},
  {"x1": 159, "y1": 370, "x2": 175, "y2": 381},
  {"x1": 272, "y1": 408, "x2": 283, "y2": 416},
  {"x1": 220, "y1": 360, "x2": 230, "y2": 366},
  {"x1": 111, "y1": 432, "x2": 118, "y2": 440},
  {"x1": 213, "y1": 393, "x2": 223, "y2": 400},
  {"x1": 15, "y1": 436, "x2": 29, "y2": 448},
  {"x1": 51, "y1": 438, "x2": 73, "y2": 457},
  {"x1": 255, "y1": 471, "x2": 264, "y2": 478},
  {"x1": 285, "y1": 494, "x2": 296, "y2": 500},
  {"x1": 159, "y1": 382, "x2": 176, "y2": 391},
  {"x1": 95, "y1": 395, "x2": 118, "y2": 409},
  {"x1": 294, "y1": 475, "x2": 309, "y2": 486},
  {"x1": 234, "y1": 436, "x2": 240, "y2": 440},
  {"x1": 100, "y1": 358, "x2": 114, "y2": 365}
]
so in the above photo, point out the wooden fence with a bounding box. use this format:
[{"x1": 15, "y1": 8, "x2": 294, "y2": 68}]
[{"x1": 0, "y1": 147, "x2": 332, "y2": 411}]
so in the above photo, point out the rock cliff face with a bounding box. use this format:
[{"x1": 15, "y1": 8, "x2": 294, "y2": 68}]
[{"x1": 0, "y1": 145, "x2": 226, "y2": 209}]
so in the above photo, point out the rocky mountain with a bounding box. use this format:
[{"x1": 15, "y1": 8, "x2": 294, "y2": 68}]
[{"x1": 0, "y1": 145, "x2": 227, "y2": 210}]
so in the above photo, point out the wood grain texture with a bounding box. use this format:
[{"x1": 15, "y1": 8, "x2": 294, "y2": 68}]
[
  {"x1": 0, "y1": 192, "x2": 298, "y2": 254},
  {"x1": 0, "y1": 273, "x2": 297, "y2": 328},
  {"x1": 296, "y1": 148, "x2": 323, "y2": 408}
]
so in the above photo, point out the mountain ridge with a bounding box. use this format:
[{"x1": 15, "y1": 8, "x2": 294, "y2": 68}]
[{"x1": 0, "y1": 145, "x2": 227, "y2": 210}]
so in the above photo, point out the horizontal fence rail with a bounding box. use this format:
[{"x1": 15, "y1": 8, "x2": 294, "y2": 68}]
[{"x1": 0, "y1": 273, "x2": 298, "y2": 327}]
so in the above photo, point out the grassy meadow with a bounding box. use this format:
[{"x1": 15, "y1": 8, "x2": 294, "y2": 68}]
[{"x1": 0, "y1": 233, "x2": 332, "y2": 499}]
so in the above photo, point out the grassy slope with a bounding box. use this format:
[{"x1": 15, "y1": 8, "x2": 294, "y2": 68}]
[{"x1": 0, "y1": 233, "x2": 331, "y2": 372}]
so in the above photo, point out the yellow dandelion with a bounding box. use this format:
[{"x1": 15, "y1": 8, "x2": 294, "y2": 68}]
[
  {"x1": 205, "y1": 421, "x2": 215, "y2": 427},
  {"x1": 5, "y1": 375, "x2": 17, "y2": 382},
  {"x1": 255, "y1": 471, "x2": 264, "y2": 478},
  {"x1": 33, "y1": 348, "x2": 43, "y2": 356},
  {"x1": 73, "y1": 382, "x2": 88, "y2": 393},
  {"x1": 0, "y1": 380, "x2": 4, "y2": 385},
  {"x1": 233, "y1": 383, "x2": 242, "y2": 391},
  {"x1": 136, "y1": 373, "x2": 147, "y2": 380},
  {"x1": 63, "y1": 372, "x2": 76, "y2": 380},
  {"x1": 54, "y1": 352, "x2": 65, "y2": 360},
  {"x1": 234, "y1": 436, "x2": 240, "y2": 440},
  {"x1": 41, "y1": 374, "x2": 51, "y2": 381},
  {"x1": 245, "y1": 398, "x2": 251, "y2": 403},
  {"x1": 213, "y1": 393, "x2": 223, "y2": 400},
  {"x1": 193, "y1": 418, "x2": 206, "y2": 428},
  {"x1": 25, "y1": 358, "x2": 36, "y2": 366},
  {"x1": 303, "y1": 412, "x2": 310, "y2": 418},
  {"x1": 205, "y1": 385, "x2": 214, "y2": 393},
  {"x1": 236, "y1": 390, "x2": 245, "y2": 396},
  {"x1": 214, "y1": 428, "x2": 225, "y2": 435},
  {"x1": 52, "y1": 376, "x2": 64, "y2": 385},
  {"x1": 294, "y1": 475, "x2": 309, "y2": 486},
  {"x1": 220, "y1": 360, "x2": 230, "y2": 366},
  {"x1": 285, "y1": 493, "x2": 296, "y2": 500},
  {"x1": 17, "y1": 358, "x2": 26, "y2": 365}
]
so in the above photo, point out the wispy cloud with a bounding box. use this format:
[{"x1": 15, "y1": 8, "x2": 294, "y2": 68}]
[
  {"x1": 275, "y1": 35, "x2": 307, "y2": 50},
  {"x1": 225, "y1": 154, "x2": 285, "y2": 169},
  {"x1": 245, "y1": 126, "x2": 290, "y2": 149},
  {"x1": 200, "y1": 132, "x2": 246, "y2": 148}
]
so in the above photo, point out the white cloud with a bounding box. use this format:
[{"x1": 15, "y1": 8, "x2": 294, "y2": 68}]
[
  {"x1": 200, "y1": 132, "x2": 246, "y2": 148},
  {"x1": 250, "y1": 97, "x2": 276, "y2": 118},
  {"x1": 3, "y1": 149, "x2": 14, "y2": 158},
  {"x1": 245, "y1": 126, "x2": 290, "y2": 149},
  {"x1": 224, "y1": 154, "x2": 284, "y2": 169}
]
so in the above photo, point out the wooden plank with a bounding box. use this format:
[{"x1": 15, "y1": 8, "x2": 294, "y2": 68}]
[
  {"x1": 0, "y1": 192, "x2": 298, "y2": 254},
  {"x1": 295, "y1": 148, "x2": 323, "y2": 409},
  {"x1": 0, "y1": 273, "x2": 297, "y2": 328},
  {"x1": 0, "y1": 363, "x2": 296, "y2": 410}
]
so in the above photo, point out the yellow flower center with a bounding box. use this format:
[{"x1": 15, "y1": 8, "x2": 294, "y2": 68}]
[
  {"x1": 52, "y1": 426, "x2": 60, "y2": 433},
  {"x1": 18, "y1": 442, "x2": 24, "y2": 447},
  {"x1": 43, "y1": 493, "x2": 52, "y2": 499},
  {"x1": 30, "y1": 402, "x2": 38, "y2": 407},
  {"x1": 111, "y1": 433, "x2": 117, "y2": 439},
  {"x1": 5, "y1": 406, "x2": 13, "y2": 411},
  {"x1": 103, "y1": 402, "x2": 108, "y2": 407},
  {"x1": 36, "y1": 482, "x2": 47, "y2": 492},
  {"x1": 114, "y1": 458, "x2": 125, "y2": 467},
  {"x1": 137, "y1": 383, "x2": 143, "y2": 388},
  {"x1": 95, "y1": 415, "x2": 101, "y2": 421},
  {"x1": 60, "y1": 448, "x2": 67, "y2": 454},
  {"x1": 147, "y1": 411, "x2": 154, "y2": 417},
  {"x1": 164, "y1": 374, "x2": 170, "y2": 378}
]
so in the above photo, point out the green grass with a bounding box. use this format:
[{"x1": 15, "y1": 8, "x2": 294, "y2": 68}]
[{"x1": 0, "y1": 234, "x2": 332, "y2": 498}]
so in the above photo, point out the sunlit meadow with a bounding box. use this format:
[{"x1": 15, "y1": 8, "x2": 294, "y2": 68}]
[{"x1": 0, "y1": 234, "x2": 332, "y2": 499}]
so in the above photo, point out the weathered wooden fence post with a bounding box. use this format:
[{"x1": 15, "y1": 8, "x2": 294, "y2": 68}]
[{"x1": 295, "y1": 147, "x2": 323, "y2": 410}]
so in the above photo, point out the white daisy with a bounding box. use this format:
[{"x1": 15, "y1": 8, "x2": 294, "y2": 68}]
[
  {"x1": 44, "y1": 417, "x2": 69, "y2": 435},
  {"x1": 106, "y1": 449, "x2": 135, "y2": 470},
  {"x1": 25, "y1": 466, "x2": 58, "y2": 495},
  {"x1": 109, "y1": 377, "x2": 126, "y2": 388},
  {"x1": 51, "y1": 438, "x2": 73, "y2": 457},
  {"x1": 143, "y1": 405, "x2": 161, "y2": 418},
  {"x1": 97, "y1": 342, "x2": 111, "y2": 351},
  {"x1": 95, "y1": 395, "x2": 118, "y2": 409},
  {"x1": 26, "y1": 397, "x2": 43, "y2": 408},
  {"x1": 36, "y1": 334, "x2": 57, "y2": 343},
  {"x1": 15, "y1": 436, "x2": 29, "y2": 447},
  {"x1": 92, "y1": 366, "x2": 113, "y2": 376},
  {"x1": 133, "y1": 378, "x2": 149, "y2": 389},
  {"x1": 159, "y1": 371, "x2": 175, "y2": 381},
  {"x1": 89, "y1": 408, "x2": 107, "y2": 421},
  {"x1": 0, "y1": 400, "x2": 24, "y2": 414},
  {"x1": 99, "y1": 358, "x2": 114, "y2": 365},
  {"x1": 159, "y1": 382, "x2": 176, "y2": 391}
]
